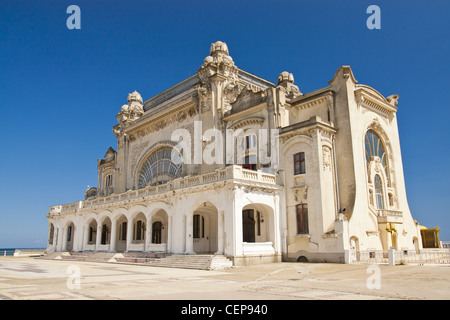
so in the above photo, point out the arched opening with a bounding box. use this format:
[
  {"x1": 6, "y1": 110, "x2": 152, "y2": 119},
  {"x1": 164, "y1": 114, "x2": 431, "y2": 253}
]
[
  {"x1": 65, "y1": 221, "x2": 75, "y2": 251},
  {"x1": 152, "y1": 222, "x2": 162, "y2": 244},
  {"x1": 350, "y1": 236, "x2": 360, "y2": 261},
  {"x1": 241, "y1": 204, "x2": 275, "y2": 255},
  {"x1": 100, "y1": 217, "x2": 112, "y2": 245},
  {"x1": 132, "y1": 212, "x2": 146, "y2": 244},
  {"x1": 86, "y1": 219, "x2": 97, "y2": 246},
  {"x1": 48, "y1": 223, "x2": 55, "y2": 245},
  {"x1": 115, "y1": 214, "x2": 128, "y2": 252},
  {"x1": 149, "y1": 209, "x2": 169, "y2": 252},
  {"x1": 192, "y1": 202, "x2": 218, "y2": 254}
]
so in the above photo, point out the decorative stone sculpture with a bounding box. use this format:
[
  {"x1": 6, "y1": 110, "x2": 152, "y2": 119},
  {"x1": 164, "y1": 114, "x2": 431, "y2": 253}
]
[
  {"x1": 117, "y1": 90, "x2": 145, "y2": 127},
  {"x1": 387, "y1": 94, "x2": 399, "y2": 106},
  {"x1": 277, "y1": 71, "x2": 301, "y2": 98}
]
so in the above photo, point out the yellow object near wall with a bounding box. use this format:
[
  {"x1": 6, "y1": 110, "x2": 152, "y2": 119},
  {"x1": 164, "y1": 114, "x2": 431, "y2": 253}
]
[{"x1": 420, "y1": 226, "x2": 441, "y2": 248}]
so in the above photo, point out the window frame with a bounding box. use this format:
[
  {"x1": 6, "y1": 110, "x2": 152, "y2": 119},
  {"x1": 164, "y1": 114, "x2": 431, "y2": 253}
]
[
  {"x1": 296, "y1": 203, "x2": 309, "y2": 235},
  {"x1": 294, "y1": 152, "x2": 306, "y2": 175}
]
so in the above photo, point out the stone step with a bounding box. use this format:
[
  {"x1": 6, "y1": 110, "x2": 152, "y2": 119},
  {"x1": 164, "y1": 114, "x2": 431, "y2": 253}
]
[{"x1": 111, "y1": 253, "x2": 233, "y2": 270}]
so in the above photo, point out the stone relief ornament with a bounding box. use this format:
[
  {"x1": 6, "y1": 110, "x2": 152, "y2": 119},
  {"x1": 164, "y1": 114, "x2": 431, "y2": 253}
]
[
  {"x1": 322, "y1": 146, "x2": 332, "y2": 171},
  {"x1": 117, "y1": 90, "x2": 145, "y2": 127}
]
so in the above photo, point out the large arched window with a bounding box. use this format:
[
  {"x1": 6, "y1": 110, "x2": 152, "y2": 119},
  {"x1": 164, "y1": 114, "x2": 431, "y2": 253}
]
[
  {"x1": 364, "y1": 129, "x2": 389, "y2": 186},
  {"x1": 138, "y1": 146, "x2": 182, "y2": 188},
  {"x1": 365, "y1": 130, "x2": 386, "y2": 169}
]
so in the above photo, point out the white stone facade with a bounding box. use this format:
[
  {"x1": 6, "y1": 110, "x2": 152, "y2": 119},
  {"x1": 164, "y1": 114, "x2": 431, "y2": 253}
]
[{"x1": 46, "y1": 41, "x2": 422, "y2": 265}]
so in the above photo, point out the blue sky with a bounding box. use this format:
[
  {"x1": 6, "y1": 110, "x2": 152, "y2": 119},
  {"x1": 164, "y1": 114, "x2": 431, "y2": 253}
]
[{"x1": 0, "y1": 0, "x2": 449, "y2": 248}]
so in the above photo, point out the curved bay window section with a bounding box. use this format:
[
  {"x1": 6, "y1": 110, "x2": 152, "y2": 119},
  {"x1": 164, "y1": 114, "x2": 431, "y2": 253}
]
[{"x1": 137, "y1": 146, "x2": 182, "y2": 189}]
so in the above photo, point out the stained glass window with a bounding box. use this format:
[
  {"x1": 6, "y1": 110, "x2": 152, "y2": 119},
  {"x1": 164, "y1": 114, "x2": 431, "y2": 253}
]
[{"x1": 138, "y1": 146, "x2": 182, "y2": 188}]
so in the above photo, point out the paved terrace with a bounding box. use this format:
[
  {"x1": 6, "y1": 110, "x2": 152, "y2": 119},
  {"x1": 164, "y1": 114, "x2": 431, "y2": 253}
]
[{"x1": 0, "y1": 256, "x2": 449, "y2": 300}]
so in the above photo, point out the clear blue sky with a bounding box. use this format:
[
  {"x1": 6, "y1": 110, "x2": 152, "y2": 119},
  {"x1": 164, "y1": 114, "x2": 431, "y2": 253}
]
[{"x1": 0, "y1": 0, "x2": 449, "y2": 248}]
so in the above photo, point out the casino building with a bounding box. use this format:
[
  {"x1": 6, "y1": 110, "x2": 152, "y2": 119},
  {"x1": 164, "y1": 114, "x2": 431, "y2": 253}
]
[{"x1": 46, "y1": 41, "x2": 422, "y2": 265}]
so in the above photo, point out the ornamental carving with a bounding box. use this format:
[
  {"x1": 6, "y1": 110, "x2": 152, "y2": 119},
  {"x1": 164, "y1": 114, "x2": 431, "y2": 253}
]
[
  {"x1": 117, "y1": 91, "x2": 145, "y2": 127},
  {"x1": 322, "y1": 146, "x2": 332, "y2": 171}
]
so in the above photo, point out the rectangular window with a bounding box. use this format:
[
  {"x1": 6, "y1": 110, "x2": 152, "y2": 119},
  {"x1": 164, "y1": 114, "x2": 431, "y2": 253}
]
[
  {"x1": 294, "y1": 152, "x2": 306, "y2": 175},
  {"x1": 296, "y1": 204, "x2": 309, "y2": 234}
]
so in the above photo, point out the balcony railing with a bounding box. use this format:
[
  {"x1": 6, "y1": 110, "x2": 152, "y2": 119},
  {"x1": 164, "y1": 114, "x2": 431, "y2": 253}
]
[
  {"x1": 49, "y1": 165, "x2": 277, "y2": 215},
  {"x1": 377, "y1": 209, "x2": 403, "y2": 223}
]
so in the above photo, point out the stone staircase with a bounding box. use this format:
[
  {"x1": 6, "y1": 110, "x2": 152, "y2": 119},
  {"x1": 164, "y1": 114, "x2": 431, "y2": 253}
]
[
  {"x1": 42, "y1": 251, "x2": 233, "y2": 270},
  {"x1": 111, "y1": 253, "x2": 233, "y2": 270},
  {"x1": 45, "y1": 251, "x2": 117, "y2": 263}
]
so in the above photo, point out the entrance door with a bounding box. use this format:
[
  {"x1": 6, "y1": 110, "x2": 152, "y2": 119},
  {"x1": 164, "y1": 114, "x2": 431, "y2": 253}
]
[
  {"x1": 193, "y1": 214, "x2": 210, "y2": 253},
  {"x1": 152, "y1": 221, "x2": 162, "y2": 244},
  {"x1": 242, "y1": 209, "x2": 255, "y2": 242}
]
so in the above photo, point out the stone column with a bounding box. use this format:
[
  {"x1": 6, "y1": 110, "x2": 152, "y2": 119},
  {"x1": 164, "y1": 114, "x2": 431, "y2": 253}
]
[
  {"x1": 95, "y1": 224, "x2": 102, "y2": 251},
  {"x1": 168, "y1": 216, "x2": 173, "y2": 253},
  {"x1": 126, "y1": 219, "x2": 133, "y2": 252},
  {"x1": 215, "y1": 210, "x2": 224, "y2": 254},
  {"x1": 185, "y1": 213, "x2": 194, "y2": 254},
  {"x1": 145, "y1": 216, "x2": 152, "y2": 252},
  {"x1": 110, "y1": 220, "x2": 117, "y2": 252}
]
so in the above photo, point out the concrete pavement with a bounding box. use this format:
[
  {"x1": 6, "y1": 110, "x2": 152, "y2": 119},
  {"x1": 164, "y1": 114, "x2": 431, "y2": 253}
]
[{"x1": 0, "y1": 256, "x2": 449, "y2": 300}]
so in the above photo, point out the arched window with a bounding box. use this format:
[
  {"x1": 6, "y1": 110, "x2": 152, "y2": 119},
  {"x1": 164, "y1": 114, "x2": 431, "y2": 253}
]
[
  {"x1": 138, "y1": 146, "x2": 182, "y2": 188},
  {"x1": 365, "y1": 129, "x2": 387, "y2": 174},
  {"x1": 374, "y1": 174, "x2": 384, "y2": 209}
]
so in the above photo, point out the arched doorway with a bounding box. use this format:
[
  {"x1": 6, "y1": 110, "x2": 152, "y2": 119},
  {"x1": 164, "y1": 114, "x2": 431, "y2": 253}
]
[
  {"x1": 100, "y1": 217, "x2": 112, "y2": 245},
  {"x1": 192, "y1": 202, "x2": 218, "y2": 254},
  {"x1": 149, "y1": 209, "x2": 169, "y2": 252},
  {"x1": 242, "y1": 209, "x2": 256, "y2": 242},
  {"x1": 241, "y1": 204, "x2": 276, "y2": 255},
  {"x1": 115, "y1": 214, "x2": 128, "y2": 252},
  {"x1": 85, "y1": 218, "x2": 97, "y2": 247},
  {"x1": 65, "y1": 221, "x2": 75, "y2": 251}
]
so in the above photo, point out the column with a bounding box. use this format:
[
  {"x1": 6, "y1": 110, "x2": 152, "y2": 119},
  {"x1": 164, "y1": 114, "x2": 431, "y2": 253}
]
[
  {"x1": 110, "y1": 220, "x2": 117, "y2": 252},
  {"x1": 215, "y1": 210, "x2": 224, "y2": 254},
  {"x1": 145, "y1": 215, "x2": 152, "y2": 252},
  {"x1": 168, "y1": 216, "x2": 173, "y2": 253},
  {"x1": 185, "y1": 213, "x2": 194, "y2": 254},
  {"x1": 126, "y1": 219, "x2": 133, "y2": 252},
  {"x1": 95, "y1": 224, "x2": 102, "y2": 251}
]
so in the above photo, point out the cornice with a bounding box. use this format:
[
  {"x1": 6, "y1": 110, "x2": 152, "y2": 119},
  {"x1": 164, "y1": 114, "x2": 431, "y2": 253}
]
[{"x1": 354, "y1": 86, "x2": 397, "y2": 118}]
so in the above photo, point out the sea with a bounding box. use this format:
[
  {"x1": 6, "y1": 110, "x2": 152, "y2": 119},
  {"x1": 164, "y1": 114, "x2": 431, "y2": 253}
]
[{"x1": 0, "y1": 248, "x2": 46, "y2": 256}]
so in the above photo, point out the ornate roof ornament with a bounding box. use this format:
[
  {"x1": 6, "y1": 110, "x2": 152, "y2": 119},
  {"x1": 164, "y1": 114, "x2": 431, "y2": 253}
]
[
  {"x1": 277, "y1": 71, "x2": 301, "y2": 98},
  {"x1": 117, "y1": 90, "x2": 145, "y2": 127},
  {"x1": 386, "y1": 94, "x2": 399, "y2": 106},
  {"x1": 197, "y1": 41, "x2": 239, "y2": 82}
]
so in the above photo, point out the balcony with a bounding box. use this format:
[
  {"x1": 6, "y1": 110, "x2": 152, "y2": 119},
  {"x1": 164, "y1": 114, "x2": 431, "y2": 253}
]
[
  {"x1": 377, "y1": 209, "x2": 403, "y2": 224},
  {"x1": 49, "y1": 165, "x2": 278, "y2": 216}
]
